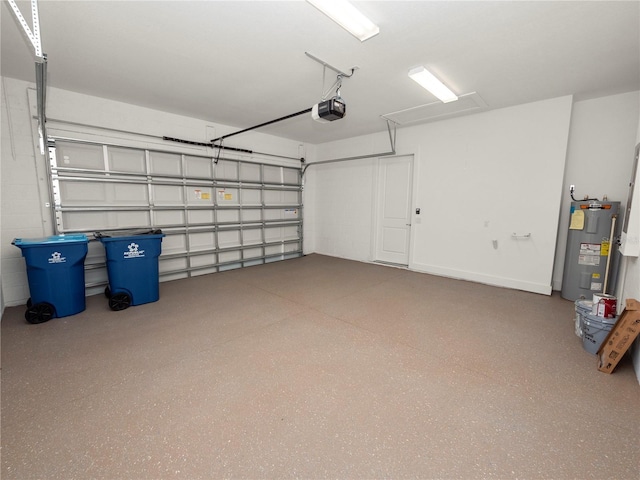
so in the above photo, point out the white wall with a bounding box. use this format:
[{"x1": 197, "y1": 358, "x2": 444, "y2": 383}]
[
  {"x1": 553, "y1": 91, "x2": 640, "y2": 290},
  {"x1": 303, "y1": 129, "x2": 393, "y2": 261},
  {"x1": 0, "y1": 76, "x2": 304, "y2": 312},
  {"x1": 1, "y1": 77, "x2": 50, "y2": 310},
  {"x1": 309, "y1": 96, "x2": 573, "y2": 295},
  {"x1": 630, "y1": 110, "x2": 640, "y2": 384}
]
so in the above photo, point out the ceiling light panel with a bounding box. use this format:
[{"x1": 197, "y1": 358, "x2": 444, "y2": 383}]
[
  {"x1": 408, "y1": 66, "x2": 458, "y2": 103},
  {"x1": 307, "y1": 0, "x2": 380, "y2": 42}
]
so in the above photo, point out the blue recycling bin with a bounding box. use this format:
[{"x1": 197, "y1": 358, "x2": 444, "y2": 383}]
[
  {"x1": 96, "y1": 230, "x2": 165, "y2": 311},
  {"x1": 12, "y1": 234, "x2": 89, "y2": 323}
]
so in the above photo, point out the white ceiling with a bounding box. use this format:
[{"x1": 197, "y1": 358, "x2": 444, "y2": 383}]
[{"x1": 2, "y1": 1, "x2": 639, "y2": 145}]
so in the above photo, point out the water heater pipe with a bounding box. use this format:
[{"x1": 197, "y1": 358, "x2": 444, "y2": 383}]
[{"x1": 602, "y1": 214, "x2": 617, "y2": 295}]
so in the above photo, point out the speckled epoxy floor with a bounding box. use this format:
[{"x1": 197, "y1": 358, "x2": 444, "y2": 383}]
[{"x1": 2, "y1": 254, "x2": 639, "y2": 479}]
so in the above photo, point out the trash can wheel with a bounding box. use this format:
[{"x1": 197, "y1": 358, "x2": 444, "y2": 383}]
[
  {"x1": 25, "y1": 302, "x2": 55, "y2": 324},
  {"x1": 109, "y1": 292, "x2": 131, "y2": 311},
  {"x1": 104, "y1": 286, "x2": 111, "y2": 298}
]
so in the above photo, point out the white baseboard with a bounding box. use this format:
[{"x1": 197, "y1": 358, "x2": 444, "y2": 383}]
[{"x1": 409, "y1": 262, "x2": 553, "y2": 295}]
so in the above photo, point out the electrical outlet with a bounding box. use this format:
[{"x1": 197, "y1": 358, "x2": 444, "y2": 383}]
[{"x1": 570, "y1": 184, "x2": 575, "y2": 191}]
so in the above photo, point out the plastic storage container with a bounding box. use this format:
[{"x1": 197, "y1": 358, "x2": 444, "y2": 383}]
[
  {"x1": 96, "y1": 230, "x2": 165, "y2": 311},
  {"x1": 574, "y1": 299, "x2": 593, "y2": 338},
  {"x1": 582, "y1": 312, "x2": 617, "y2": 355},
  {"x1": 12, "y1": 234, "x2": 89, "y2": 323}
]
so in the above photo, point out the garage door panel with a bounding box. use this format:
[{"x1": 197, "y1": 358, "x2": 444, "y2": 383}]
[
  {"x1": 215, "y1": 160, "x2": 238, "y2": 180},
  {"x1": 264, "y1": 226, "x2": 284, "y2": 242},
  {"x1": 50, "y1": 139, "x2": 302, "y2": 283},
  {"x1": 153, "y1": 185, "x2": 184, "y2": 205},
  {"x1": 111, "y1": 211, "x2": 151, "y2": 229},
  {"x1": 264, "y1": 208, "x2": 300, "y2": 221},
  {"x1": 283, "y1": 168, "x2": 299, "y2": 185},
  {"x1": 285, "y1": 242, "x2": 301, "y2": 252},
  {"x1": 242, "y1": 229, "x2": 262, "y2": 245},
  {"x1": 188, "y1": 210, "x2": 215, "y2": 225},
  {"x1": 242, "y1": 209, "x2": 262, "y2": 222},
  {"x1": 190, "y1": 253, "x2": 217, "y2": 268},
  {"x1": 240, "y1": 163, "x2": 260, "y2": 182},
  {"x1": 284, "y1": 226, "x2": 299, "y2": 241},
  {"x1": 265, "y1": 244, "x2": 283, "y2": 256},
  {"x1": 62, "y1": 210, "x2": 150, "y2": 231},
  {"x1": 216, "y1": 188, "x2": 239, "y2": 205},
  {"x1": 150, "y1": 152, "x2": 182, "y2": 176},
  {"x1": 241, "y1": 189, "x2": 261, "y2": 205},
  {"x1": 244, "y1": 247, "x2": 263, "y2": 259},
  {"x1": 108, "y1": 147, "x2": 145, "y2": 173},
  {"x1": 218, "y1": 230, "x2": 241, "y2": 248},
  {"x1": 85, "y1": 266, "x2": 108, "y2": 287},
  {"x1": 264, "y1": 190, "x2": 298, "y2": 205},
  {"x1": 56, "y1": 142, "x2": 104, "y2": 170},
  {"x1": 59, "y1": 180, "x2": 107, "y2": 205},
  {"x1": 189, "y1": 232, "x2": 216, "y2": 251},
  {"x1": 159, "y1": 257, "x2": 187, "y2": 274},
  {"x1": 191, "y1": 265, "x2": 218, "y2": 276},
  {"x1": 61, "y1": 181, "x2": 149, "y2": 206},
  {"x1": 154, "y1": 210, "x2": 184, "y2": 227},
  {"x1": 188, "y1": 187, "x2": 214, "y2": 205},
  {"x1": 217, "y1": 210, "x2": 239, "y2": 224},
  {"x1": 162, "y1": 234, "x2": 187, "y2": 255},
  {"x1": 263, "y1": 165, "x2": 282, "y2": 183},
  {"x1": 111, "y1": 183, "x2": 149, "y2": 204},
  {"x1": 185, "y1": 156, "x2": 212, "y2": 179},
  {"x1": 219, "y1": 251, "x2": 241, "y2": 263}
]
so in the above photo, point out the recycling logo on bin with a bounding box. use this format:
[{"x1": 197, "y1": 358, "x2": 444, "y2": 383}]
[
  {"x1": 123, "y1": 242, "x2": 145, "y2": 259},
  {"x1": 48, "y1": 252, "x2": 66, "y2": 264}
]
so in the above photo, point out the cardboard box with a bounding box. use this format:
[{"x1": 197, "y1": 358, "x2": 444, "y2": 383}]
[{"x1": 597, "y1": 299, "x2": 640, "y2": 374}]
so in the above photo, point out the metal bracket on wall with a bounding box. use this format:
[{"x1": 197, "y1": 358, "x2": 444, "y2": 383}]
[
  {"x1": 7, "y1": 0, "x2": 43, "y2": 58},
  {"x1": 7, "y1": 0, "x2": 48, "y2": 154}
]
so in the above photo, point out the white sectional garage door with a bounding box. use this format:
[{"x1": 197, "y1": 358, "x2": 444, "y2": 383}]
[{"x1": 48, "y1": 138, "x2": 303, "y2": 292}]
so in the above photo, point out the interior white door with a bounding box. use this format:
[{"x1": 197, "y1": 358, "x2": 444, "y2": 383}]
[{"x1": 375, "y1": 155, "x2": 413, "y2": 265}]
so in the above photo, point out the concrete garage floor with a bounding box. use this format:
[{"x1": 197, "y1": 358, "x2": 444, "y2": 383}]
[{"x1": 1, "y1": 254, "x2": 639, "y2": 479}]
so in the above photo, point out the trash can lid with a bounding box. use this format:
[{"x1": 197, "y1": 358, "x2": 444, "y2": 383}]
[
  {"x1": 94, "y1": 229, "x2": 163, "y2": 238},
  {"x1": 12, "y1": 234, "x2": 88, "y2": 246}
]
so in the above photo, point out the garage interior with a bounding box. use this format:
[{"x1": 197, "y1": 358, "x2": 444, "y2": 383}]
[{"x1": 1, "y1": 1, "x2": 639, "y2": 479}]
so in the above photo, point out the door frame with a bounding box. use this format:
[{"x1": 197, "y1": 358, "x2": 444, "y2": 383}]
[{"x1": 371, "y1": 154, "x2": 415, "y2": 266}]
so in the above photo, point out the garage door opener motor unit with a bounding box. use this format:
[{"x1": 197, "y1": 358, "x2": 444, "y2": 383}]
[{"x1": 311, "y1": 98, "x2": 346, "y2": 123}]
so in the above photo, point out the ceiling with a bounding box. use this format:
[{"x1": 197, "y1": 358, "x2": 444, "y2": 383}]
[{"x1": 2, "y1": 1, "x2": 639, "y2": 145}]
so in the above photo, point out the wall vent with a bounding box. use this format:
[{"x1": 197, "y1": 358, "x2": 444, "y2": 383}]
[{"x1": 382, "y1": 92, "x2": 488, "y2": 125}]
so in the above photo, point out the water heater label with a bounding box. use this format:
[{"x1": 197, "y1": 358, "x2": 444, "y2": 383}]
[
  {"x1": 579, "y1": 243, "x2": 600, "y2": 255},
  {"x1": 578, "y1": 243, "x2": 601, "y2": 266},
  {"x1": 569, "y1": 210, "x2": 585, "y2": 230},
  {"x1": 578, "y1": 255, "x2": 600, "y2": 266}
]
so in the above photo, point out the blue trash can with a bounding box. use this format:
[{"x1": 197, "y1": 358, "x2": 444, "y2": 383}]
[
  {"x1": 12, "y1": 234, "x2": 89, "y2": 323},
  {"x1": 96, "y1": 230, "x2": 165, "y2": 311}
]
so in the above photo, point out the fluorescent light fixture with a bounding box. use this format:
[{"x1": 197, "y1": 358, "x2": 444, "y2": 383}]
[
  {"x1": 408, "y1": 66, "x2": 458, "y2": 103},
  {"x1": 307, "y1": 0, "x2": 379, "y2": 42}
]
